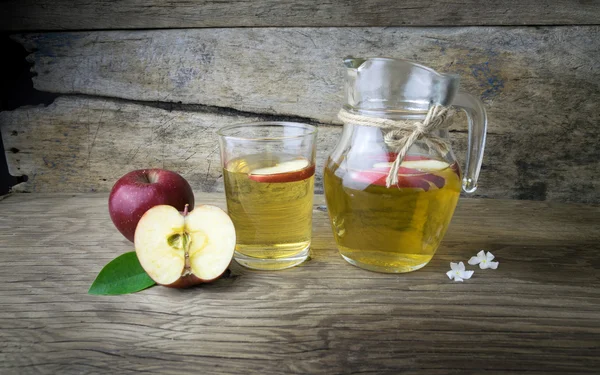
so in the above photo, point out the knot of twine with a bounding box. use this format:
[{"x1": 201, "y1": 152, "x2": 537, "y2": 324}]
[{"x1": 337, "y1": 105, "x2": 454, "y2": 187}]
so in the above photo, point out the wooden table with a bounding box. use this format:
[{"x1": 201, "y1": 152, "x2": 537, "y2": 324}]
[{"x1": 1, "y1": 193, "x2": 599, "y2": 374}]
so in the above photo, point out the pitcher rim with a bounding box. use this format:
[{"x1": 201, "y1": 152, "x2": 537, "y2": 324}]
[
  {"x1": 217, "y1": 122, "x2": 317, "y2": 142},
  {"x1": 344, "y1": 56, "x2": 459, "y2": 78}
]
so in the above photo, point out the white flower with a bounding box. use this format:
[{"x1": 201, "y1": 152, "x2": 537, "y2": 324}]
[
  {"x1": 468, "y1": 250, "x2": 499, "y2": 270},
  {"x1": 446, "y1": 262, "x2": 474, "y2": 282}
]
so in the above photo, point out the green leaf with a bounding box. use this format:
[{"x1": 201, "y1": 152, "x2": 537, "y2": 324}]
[{"x1": 88, "y1": 252, "x2": 156, "y2": 295}]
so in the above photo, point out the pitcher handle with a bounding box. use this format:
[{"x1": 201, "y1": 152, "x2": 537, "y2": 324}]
[{"x1": 451, "y1": 92, "x2": 488, "y2": 193}]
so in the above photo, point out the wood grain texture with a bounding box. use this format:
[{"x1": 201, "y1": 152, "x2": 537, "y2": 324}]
[
  {"x1": 2, "y1": 0, "x2": 600, "y2": 31},
  {"x1": 0, "y1": 192, "x2": 599, "y2": 374},
  {"x1": 6, "y1": 27, "x2": 600, "y2": 202},
  {"x1": 0, "y1": 96, "x2": 332, "y2": 195},
  {"x1": 2, "y1": 95, "x2": 600, "y2": 203},
  {"x1": 13, "y1": 27, "x2": 600, "y2": 127}
]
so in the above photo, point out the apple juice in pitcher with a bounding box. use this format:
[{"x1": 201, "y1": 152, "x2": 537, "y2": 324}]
[
  {"x1": 324, "y1": 57, "x2": 487, "y2": 273},
  {"x1": 325, "y1": 153, "x2": 461, "y2": 272}
]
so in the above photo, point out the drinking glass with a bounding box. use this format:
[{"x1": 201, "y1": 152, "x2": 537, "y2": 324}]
[{"x1": 218, "y1": 122, "x2": 317, "y2": 270}]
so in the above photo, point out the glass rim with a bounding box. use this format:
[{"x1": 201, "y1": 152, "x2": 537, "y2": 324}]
[{"x1": 217, "y1": 122, "x2": 317, "y2": 141}]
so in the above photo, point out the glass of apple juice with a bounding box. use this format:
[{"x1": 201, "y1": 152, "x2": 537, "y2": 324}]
[{"x1": 217, "y1": 122, "x2": 317, "y2": 270}]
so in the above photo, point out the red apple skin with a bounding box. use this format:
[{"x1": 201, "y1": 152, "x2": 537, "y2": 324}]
[
  {"x1": 165, "y1": 275, "x2": 203, "y2": 288},
  {"x1": 348, "y1": 170, "x2": 438, "y2": 190},
  {"x1": 348, "y1": 162, "x2": 448, "y2": 190},
  {"x1": 109, "y1": 169, "x2": 195, "y2": 242},
  {"x1": 249, "y1": 164, "x2": 316, "y2": 183},
  {"x1": 418, "y1": 173, "x2": 446, "y2": 190},
  {"x1": 164, "y1": 270, "x2": 229, "y2": 288},
  {"x1": 451, "y1": 162, "x2": 462, "y2": 178}
]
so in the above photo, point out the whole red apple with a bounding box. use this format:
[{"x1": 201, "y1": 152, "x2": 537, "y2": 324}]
[{"x1": 109, "y1": 169, "x2": 194, "y2": 242}]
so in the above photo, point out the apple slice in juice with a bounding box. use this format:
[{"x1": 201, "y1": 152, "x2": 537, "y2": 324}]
[
  {"x1": 249, "y1": 158, "x2": 315, "y2": 183},
  {"x1": 349, "y1": 158, "x2": 452, "y2": 191}
]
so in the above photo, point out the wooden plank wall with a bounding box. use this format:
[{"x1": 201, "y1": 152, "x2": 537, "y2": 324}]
[
  {"x1": 3, "y1": 0, "x2": 600, "y2": 29},
  {"x1": 1, "y1": 2, "x2": 599, "y2": 203}
]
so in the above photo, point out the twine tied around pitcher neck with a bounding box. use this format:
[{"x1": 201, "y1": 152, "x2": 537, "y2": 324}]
[{"x1": 337, "y1": 105, "x2": 455, "y2": 188}]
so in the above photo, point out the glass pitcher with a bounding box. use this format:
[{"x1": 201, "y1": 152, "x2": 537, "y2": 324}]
[{"x1": 324, "y1": 57, "x2": 487, "y2": 273}]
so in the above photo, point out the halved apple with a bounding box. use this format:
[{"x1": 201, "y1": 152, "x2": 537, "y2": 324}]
[
  {"x1": 135, "y1": 204, "x2": 236, "y2": 288},
  {"x1": 249, "y1": 158, "x2": 315, "y2": 183}
]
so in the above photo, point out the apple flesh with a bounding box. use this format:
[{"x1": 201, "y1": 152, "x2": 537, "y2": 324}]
[
  {"x1": 248, "y1": 158, "x2": 315, "y2": 183},
  {"x1": 372, "y1": 159, "x2": 451, "y2": 173},
  {"x1": 135, "y1": 204, "x2": 236, "y2": 288},
  {"x1": 109, "y1": 169, "x2": 195, "y2": 242}
]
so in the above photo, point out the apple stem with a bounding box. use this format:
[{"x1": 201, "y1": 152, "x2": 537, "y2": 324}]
[{"x1": 183, "y1": 204, "x2": 189, "y2": 216}]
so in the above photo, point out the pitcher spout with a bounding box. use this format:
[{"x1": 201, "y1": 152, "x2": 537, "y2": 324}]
[{"x1": 343, "y1": 57, "x2": 367, "y2": 69}]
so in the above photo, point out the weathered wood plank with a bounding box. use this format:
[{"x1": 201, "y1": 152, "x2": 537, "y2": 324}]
[
  {"x1": 2, "y1": 0, "x2": 599, "y2": 31},
  {"x1": 4, "y1": 27, "x2": 600, "y2": 202},
  {"x1": 2, "y1": 96, "x2": 599, "y2": 203},
  {"x1": 0, "y1": 193, "x2": 599, "y2": 374},
  {"x1": 0, "y1": 131, "x2": 20, "y2": 195},
  {"x1": 0, "y1": 96, "x2": 336, "y2": 194},
  {"x1": 13, "y1": 27, "x2": 600, "y2": 131}
]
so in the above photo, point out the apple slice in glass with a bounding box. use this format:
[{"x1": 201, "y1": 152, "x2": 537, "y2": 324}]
[{"x1": 249, "y1": 158, "x2": 315, "y2": 183}]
